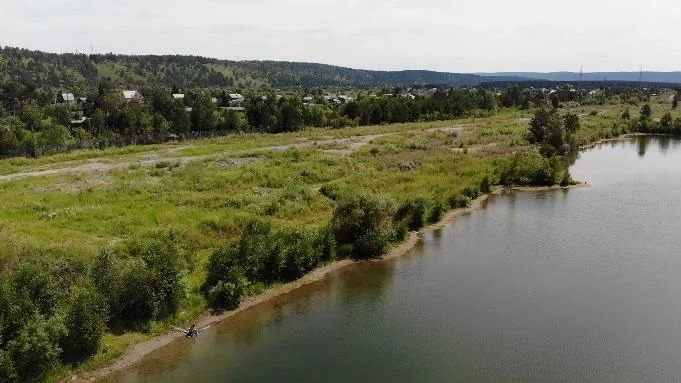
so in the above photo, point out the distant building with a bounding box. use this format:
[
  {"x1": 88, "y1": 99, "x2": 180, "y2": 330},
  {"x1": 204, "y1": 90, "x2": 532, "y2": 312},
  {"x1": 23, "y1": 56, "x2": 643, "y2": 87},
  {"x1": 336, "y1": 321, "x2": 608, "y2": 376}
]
[
  {"x1": 58, "y1": 93, "x2": 75, "y2": 104},
  {"x1": 338, "y1": 95, "x2": 355, "y2": 103},
  {"x1": 172, "y1": 94, "x2": 185, "y2": 100},
  {"x1": 70, "y1": 116, "x2": 90, "y2": 125},
  {"x1": 122, "y1": 90, "x2": 144, "y2": 102},
  {"x1": 228, "y1": 93, "x2": 245, "y2": 105},
  {"x1": 211, "y1": 97, "x2": 218, "y2": 104},
  {"x1": 221, "y1": 106, "x2": 246, "y2": 112}
]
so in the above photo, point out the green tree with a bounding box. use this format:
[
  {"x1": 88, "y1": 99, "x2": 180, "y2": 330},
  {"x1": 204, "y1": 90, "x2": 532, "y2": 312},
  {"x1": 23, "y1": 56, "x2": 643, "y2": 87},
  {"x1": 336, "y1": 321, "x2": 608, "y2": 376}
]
[
  {"x1": 563, "y1": 112, "x2": 580, "y2": 134},
  {"x1": 640, "y1": 104, "x2": 653, "y2": 122},
  {"x1": 7, "y1": 315, "x2": 64, "y2": 383},
  {"x1": 60, "y1": 285, "x2": 108, "y2": 362},
  {"x1": 170, "y1": 101, "x2": 191, "y2": 135},
  {"x1": 0, "y1": 348, "x2": 18, "y2": 383},
  {"x1": 331, "y1": 194, "x2": 395, "y2": 259},
  {"x1": 673, "y1": 94, "x2": 678, "y2": 109},
  {"x1": 190, "y1": 95, "x2": 217, "y2": 131}
]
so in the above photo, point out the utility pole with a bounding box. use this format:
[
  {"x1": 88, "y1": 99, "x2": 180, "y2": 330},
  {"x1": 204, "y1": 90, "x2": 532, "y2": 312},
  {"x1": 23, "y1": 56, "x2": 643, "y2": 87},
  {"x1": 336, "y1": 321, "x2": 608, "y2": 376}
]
[
  {"x1": 638, "y1": 66, "x2": 643, "y2": 89},
  {"x1": 579, "y1": 65, "x2": 583, "y2": 83}
]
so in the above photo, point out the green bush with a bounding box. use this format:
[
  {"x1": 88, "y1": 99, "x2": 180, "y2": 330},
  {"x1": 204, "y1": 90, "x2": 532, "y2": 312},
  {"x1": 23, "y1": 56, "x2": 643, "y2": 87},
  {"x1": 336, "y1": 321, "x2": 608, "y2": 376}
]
[
  {"x1": 203, "y1": 221, "x2": 336, "y2": 309},
  {"x1": 90, "y1": 236, "x2": 187, "y2": 328},
  {"x1": 479, "y1": 175, "x2": 492, "y2": 193},
  {"x1": 462, "y1": 186, "x2": 480, "y2": 200},
  {"x1": 0, "y1": 349, "x2": 18, "y2": 383},
  {"x1": 395, "y1": 197, "x2": 428, "y2": 231},
  {"x1": 331, "y1": 194, "x2": 394, "y2": 259},
  {"x1": 497, "y1": 154, "x2": 563, "y2": 186},
  {"x1": 60, "y1": 284, "x2": 108, "y2": 362},
  {"x1": 6, "y1": 315, "x2": 64, "y2": 383},
  {"x1": 447, "y1": 194, "x2": 470, "y2": 209},
  {"x1": 207, "y1": 268, "x2": 248, "y2": 310},
  {"x1": 427, "y1": 201, "x2": 445, "y2": 224}
]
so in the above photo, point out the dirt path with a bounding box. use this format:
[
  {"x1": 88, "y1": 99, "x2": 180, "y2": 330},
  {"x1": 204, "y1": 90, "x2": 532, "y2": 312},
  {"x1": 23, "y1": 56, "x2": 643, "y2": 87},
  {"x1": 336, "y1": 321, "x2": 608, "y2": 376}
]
[{"x1": 0, "y1": 126, "x2": 466, "y2": 183}]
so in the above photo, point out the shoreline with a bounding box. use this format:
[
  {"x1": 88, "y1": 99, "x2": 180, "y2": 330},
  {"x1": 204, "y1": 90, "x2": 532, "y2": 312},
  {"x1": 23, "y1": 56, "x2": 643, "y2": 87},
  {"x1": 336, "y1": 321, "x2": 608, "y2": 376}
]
[
  {"x1": 68, "y1": 182, "x2": 586, "y2": 382},
  {"x1": 69, "y1": 191, "x2": 498, "y2": 383}
]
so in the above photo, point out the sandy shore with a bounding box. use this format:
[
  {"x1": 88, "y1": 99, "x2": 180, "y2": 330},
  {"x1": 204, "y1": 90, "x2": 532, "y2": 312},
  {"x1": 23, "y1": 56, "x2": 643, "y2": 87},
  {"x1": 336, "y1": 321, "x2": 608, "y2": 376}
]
[{"x1": 69, "y1": 180, "x2": 593, "y2": 382}]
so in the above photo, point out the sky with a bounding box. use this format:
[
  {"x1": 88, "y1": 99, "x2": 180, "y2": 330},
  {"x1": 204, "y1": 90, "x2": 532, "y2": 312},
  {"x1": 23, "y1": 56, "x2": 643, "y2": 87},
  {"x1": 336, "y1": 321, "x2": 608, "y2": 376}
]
[{"x1": 1, "y1": 0, "x2": 680, "y2": 73}]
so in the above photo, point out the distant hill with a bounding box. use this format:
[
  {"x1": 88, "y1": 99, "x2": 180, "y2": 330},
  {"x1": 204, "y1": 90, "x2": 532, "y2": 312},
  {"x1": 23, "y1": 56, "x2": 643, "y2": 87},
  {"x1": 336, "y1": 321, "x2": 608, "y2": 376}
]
[
  {"x1": 0, "y1": 46, "x2": 527, "y2": 90},
  {"x1": 479, "y1": 71, "x2": 681, "y2": 84}
]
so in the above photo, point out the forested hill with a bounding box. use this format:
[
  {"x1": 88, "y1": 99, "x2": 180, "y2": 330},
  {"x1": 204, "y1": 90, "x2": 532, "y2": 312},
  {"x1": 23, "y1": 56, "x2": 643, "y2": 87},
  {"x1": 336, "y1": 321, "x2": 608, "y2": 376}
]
[{"x1": 0, "y1": 46, "x2": 524, "y2": 90}]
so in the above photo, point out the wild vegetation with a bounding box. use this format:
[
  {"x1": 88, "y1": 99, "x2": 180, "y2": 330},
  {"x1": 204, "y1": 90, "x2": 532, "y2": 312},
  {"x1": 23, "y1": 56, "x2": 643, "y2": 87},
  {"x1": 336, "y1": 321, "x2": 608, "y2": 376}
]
[{"x1": 1, "y1": 48, "x2": 681, "y2": 382}]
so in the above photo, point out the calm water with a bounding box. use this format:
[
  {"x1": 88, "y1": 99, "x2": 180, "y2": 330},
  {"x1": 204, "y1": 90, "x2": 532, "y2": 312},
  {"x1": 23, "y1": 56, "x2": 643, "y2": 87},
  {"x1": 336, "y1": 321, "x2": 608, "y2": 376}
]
[{"x1": 104, "y1": 137, "x2": 681, "y2": 383}]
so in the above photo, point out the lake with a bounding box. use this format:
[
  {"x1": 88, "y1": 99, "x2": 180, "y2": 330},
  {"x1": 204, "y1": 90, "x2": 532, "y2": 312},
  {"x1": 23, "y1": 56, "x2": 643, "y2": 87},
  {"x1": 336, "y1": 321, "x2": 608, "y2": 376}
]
[{"x1": 103, "y1": 136, "x2": 681, "y2": 382}]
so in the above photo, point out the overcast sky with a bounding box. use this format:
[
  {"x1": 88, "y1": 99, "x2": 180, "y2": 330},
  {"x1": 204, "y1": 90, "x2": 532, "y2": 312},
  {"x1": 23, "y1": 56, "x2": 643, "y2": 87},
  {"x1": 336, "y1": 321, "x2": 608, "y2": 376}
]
[{"x1": 1, "y1": 0, "x2": 680, "y2": 73}]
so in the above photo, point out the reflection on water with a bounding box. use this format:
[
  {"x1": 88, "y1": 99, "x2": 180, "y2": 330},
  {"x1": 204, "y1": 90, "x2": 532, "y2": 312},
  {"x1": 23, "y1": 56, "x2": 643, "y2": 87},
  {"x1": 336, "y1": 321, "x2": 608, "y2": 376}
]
[{"x1": 104, "y1": 137, "x2": 681, "y2": 383}]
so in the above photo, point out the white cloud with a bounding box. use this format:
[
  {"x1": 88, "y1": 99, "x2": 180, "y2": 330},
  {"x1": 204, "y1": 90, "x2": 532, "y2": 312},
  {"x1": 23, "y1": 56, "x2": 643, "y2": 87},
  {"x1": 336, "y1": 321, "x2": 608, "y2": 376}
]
[{"x1": 0, "y1": 0, "x2": 679, "y2": 72}]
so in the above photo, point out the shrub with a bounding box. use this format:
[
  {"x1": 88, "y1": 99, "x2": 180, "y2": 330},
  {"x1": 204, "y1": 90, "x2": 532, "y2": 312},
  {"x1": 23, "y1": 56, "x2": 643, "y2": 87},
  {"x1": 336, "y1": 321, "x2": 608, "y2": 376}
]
[
  {"x1": 91, "y1": 237, "x2": 187, "y2": 328},
  {"x1": 479, "y1": 175, "x2": 492, "y2": 193},
  {"x1": 447, "y1": 194, "x2": 470, "y2": 209},
  {"x1": 395, "y1": 197, "x2": 428, "y2": 231},
  {"x1": 0, "y1": 349, "x2": 18, "y2": 383},
  {"x1": 331, "y1": 194, "x2": 394, "y2": 259},
  {"x1": 427, "y1": 201, "x2": 445, "y2": 224},
  {"x1": 498, "y1": 154, "x2": 563, "y2": 186},
  {"x1": 135, "y1": 237, "x2": 186, "y2": 319},
  {"x1": 6, "y1": 315, "x2": 64, "y2": 383},
  {"x1": 272, "y1": 228, "x2": 319, "y2": 281},
  {"x1": 462, "y1": 186, "x2": 480, "y2": 200},
  {"x1": 10, "y1": 263, "x2": 62, "y2": 317},
  {"x1": 60, "y1": 284, "x2": 108, "y2": 362},
  {"x1": 206, "y1": 268, "x2": 248, "y2": 310}
]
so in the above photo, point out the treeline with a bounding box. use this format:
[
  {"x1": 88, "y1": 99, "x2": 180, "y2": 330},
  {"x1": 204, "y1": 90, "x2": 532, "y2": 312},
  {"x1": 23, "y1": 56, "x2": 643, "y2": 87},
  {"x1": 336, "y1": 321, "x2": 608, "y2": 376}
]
[{"x1": 0, "y1": 85, "x2": 504, "y2": 157}]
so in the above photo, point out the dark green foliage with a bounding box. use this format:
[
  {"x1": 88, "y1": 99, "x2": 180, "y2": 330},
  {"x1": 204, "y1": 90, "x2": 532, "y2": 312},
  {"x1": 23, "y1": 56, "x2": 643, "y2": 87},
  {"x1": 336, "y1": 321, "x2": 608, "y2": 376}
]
[
  {"x1": 479, "y1": 175, "x2": 492, "y2": 193},
  {"x1": 527, "y1": 107, "x2": 580, "y2": 156},
  {"x1": 206, "y1": 268, "x2": 248, "y2": 310},
  {"x1": 10, "y1": 262, "x2": 62, "y2": 317},
  {"x1": 6, "y1": 315, "x2": 64, "y2": 383},
  {"x1": 396, "y1": 197, "x2": 428, "y2": 230},
  {"x1": 90, "y1": 236, "x2": 187, "y2": 328},
  {"x1": 673, "y1": 94, "x2": 678, "y2": 109},
  {"x1": 498, "y1": 154, "x2": 564, "y2": 186},
  {"x1": 427, "y1": 201, "x2": 445, "y2": 224},
  {"x1": 462, "y1": 186, "x2": 480, "y2": 200},
  {"x1": 191, "y1": 94, "x2": 217, "y2": 131},
  {"x1": 331, "y1": 194, "x2": 394, "y2": 259},
  {"x1": 447, "y1": 194, "x2": 470, "y2": 209},
  {"x1": 560, "y1": 170, "x2": 575, "y2": 187},
  {"x1": 202, "y1": 221, "x2": 337, "y2": 310},
  {"x1": 621, "y1": 108, "x2": 630, "y2": 119},
  {"x1": 640, "y1": 104, "x2": 653, "y2": 122},
  {"x1": 0, "y1": 348, "x2": 18, "y2": 383},
  {"x1": 60, "y1": 285, "x2": 108, "y2": 362}
]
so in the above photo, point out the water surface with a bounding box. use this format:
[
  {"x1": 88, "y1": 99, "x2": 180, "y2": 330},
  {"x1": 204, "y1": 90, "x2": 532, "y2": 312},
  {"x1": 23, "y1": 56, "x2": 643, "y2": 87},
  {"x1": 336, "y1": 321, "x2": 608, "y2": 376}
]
[{"x1": 104, "y1": 137, "x2": 681, "y2": 382}]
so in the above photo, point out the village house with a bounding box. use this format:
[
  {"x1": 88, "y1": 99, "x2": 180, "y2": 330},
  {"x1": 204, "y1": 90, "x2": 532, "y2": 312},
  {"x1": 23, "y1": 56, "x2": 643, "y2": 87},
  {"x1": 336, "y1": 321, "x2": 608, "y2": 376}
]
[
  {"x1": 228, "y1": 93, "x2": 245, "y2": 105},
  {"x1": 172, "y1": 93, "x2": 185, "y2": 100},
  {"x1": 122, "y1": 90, "x2": 144, "y2": 102},
  {"x1": 58, "y1": 92, "x2": 75, "y2": 104},
  {"x1": 338, "y1": 95, "x2": 355, "y2": 104}
]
